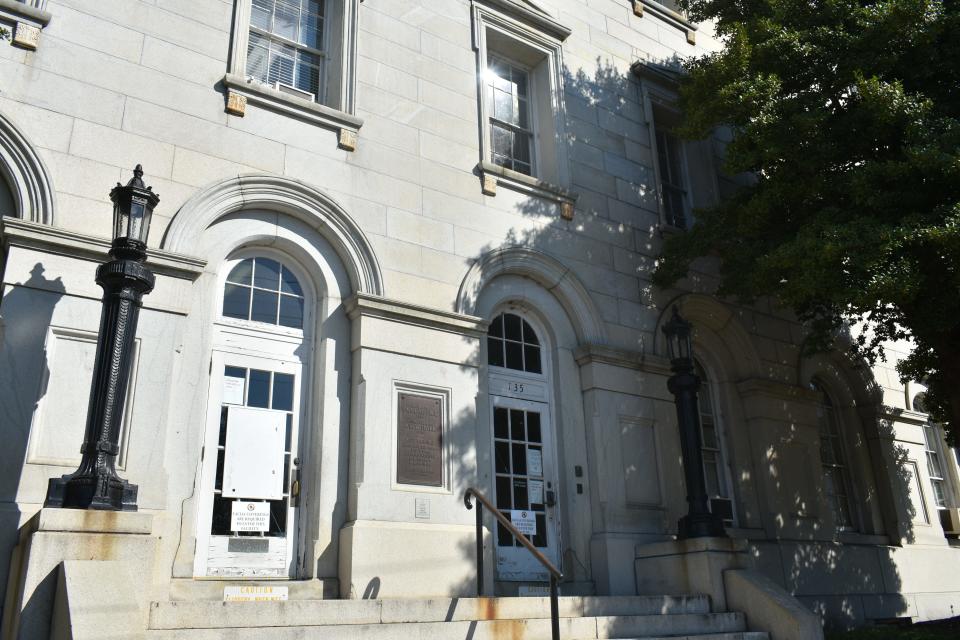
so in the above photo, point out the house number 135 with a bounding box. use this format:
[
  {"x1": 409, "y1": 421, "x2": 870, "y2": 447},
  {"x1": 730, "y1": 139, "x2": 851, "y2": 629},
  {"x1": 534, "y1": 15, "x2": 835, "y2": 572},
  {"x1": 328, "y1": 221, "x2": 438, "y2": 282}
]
[{"x1": 508, "y1": 382, "x2": 524, "y2": 393}]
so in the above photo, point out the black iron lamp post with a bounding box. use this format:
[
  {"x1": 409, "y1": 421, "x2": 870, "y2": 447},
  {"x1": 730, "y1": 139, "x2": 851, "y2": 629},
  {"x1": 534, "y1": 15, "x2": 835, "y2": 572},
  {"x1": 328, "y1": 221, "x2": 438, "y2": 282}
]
[
  {"x1": 45, "y1": 165, "x2": 159, "y2": 511},
  {"x1": 662, "y1": 307, "x2": 726, "y2": 539}
]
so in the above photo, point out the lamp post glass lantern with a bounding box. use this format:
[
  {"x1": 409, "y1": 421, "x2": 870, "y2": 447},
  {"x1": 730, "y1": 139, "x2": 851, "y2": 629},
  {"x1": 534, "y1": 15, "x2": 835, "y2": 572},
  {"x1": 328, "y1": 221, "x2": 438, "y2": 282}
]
[
  {"x1": 662, "y1": 307, "x2": 726, "y2": 539},
  {"x1": 45, "y1": 165, "x2": 159, "y2": 511}
]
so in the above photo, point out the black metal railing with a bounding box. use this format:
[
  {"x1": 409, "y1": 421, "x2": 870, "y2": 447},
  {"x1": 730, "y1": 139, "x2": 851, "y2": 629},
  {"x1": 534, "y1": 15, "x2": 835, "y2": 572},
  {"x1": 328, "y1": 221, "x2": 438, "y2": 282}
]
[{"x1": 464, "y1": 487, "x2": 563, "y2": 640}]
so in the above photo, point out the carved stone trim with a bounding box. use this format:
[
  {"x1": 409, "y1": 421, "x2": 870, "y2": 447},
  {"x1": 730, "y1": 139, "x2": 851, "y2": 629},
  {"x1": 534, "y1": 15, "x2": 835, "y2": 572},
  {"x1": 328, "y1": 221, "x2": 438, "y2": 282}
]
[
  {"x1": 12, "y1": 22, "x2": 40, "y2": 49},
  {"x1": 456, "y1": 246, "x2": 607, "y2": 344},
  {"x1": 338, "y1": 128, "x2": 358, "y2": 151},
  {"x1": 225, "y1": 91, "x2": 247, "y2": 117},
  {"x1": 0, "y1": 111, "x2": 55, "y2": 224},
  {"x1": 163, "y1": 174, "x2": 383, "y2": 296}
]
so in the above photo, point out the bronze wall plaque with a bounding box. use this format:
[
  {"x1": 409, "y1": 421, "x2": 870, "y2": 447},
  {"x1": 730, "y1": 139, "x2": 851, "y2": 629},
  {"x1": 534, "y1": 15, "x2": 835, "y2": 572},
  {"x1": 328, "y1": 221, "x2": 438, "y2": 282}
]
[{"x1": 397, "y1": 393, "x2": 443, "y2": 486}]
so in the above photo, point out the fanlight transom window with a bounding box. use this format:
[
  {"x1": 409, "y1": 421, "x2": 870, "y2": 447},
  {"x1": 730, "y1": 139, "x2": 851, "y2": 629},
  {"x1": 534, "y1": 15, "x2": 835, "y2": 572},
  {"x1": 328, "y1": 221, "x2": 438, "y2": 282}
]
[
  {"x1": 222, "y1": 257, "x2": 305, "y2": 329},
  {"x1": 487, "y1": 313, "x2": 542, "y2": 374}
]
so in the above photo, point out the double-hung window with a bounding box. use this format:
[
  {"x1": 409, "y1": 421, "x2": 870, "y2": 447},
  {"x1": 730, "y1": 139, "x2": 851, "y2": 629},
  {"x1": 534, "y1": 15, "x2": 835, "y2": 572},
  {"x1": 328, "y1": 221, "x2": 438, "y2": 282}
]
[
  {"x1": 471, "y1": 0, "x2": 575, "y2": 213},
  {"x1": 224, "y1": 0, "x2": 362, "y2": 146},
  {"x1": 655, "y1": 123, "x2": 689, "y2": 228},
  {"x1": 923, "y1": 423, "x2": 948, "y2": 510},
  {"x1": 248, "y1": 0, "x2": 326, "y2": 102},
  {"x1": 813, "y1": 381, "x2": 857, "y2": 530},
  {"x1": 487, "y1": 56, "x2": 534, "y2": 176}
]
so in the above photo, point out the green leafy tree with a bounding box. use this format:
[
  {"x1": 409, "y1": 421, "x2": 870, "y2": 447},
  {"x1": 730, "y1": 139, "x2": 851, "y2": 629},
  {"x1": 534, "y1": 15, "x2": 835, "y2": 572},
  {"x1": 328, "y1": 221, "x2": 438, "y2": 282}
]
[{"x1": 655, "y1": 0, "x2": 960, "y2": 438}]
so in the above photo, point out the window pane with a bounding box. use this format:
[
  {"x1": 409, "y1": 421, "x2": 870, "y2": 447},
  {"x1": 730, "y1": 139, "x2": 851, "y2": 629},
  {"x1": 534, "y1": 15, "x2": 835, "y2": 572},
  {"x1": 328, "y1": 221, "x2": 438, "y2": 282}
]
[
  {"x1": 504, "y1": 314, "x2": 522, "y2": 341},
  {"x1": 254, "y1": 257, "x2": 282, "y2": 290},
  {"x1": 524, "y1": 345, "x2": 541, "y2": 373},
  {"x1": 250, "y1": 0, "x2": 272, "y2": 30},
  {"x1": 510, "y1": 409, "x2": 525, "y2": 441},
  {"x1": 513, "y1": 478, "x2": 528, "y2": 510},
  {"x1": 512, "y1": 443, "x2": 526, "y2": 474},
  {"x1": 272, "y1": 373, "x2": 294, "y2": 411},
  {"x1": 494, "y1": 407, "x2": 509, "y2": 439},
  {"x1": 521, "y1": 319, "x2": 539, "y2": 345},
  {"x1": 496, "y1": 475, "x2": 512, "y2": 510},
  {"x1": 280, "y1": 266, "x2": 303, "y2": 295},
  {"x1": 248, "y1": 369, "x2": 271, "y2": 408},
  {"x1": 491, "y1": 124, "x2": 512, "y2": 159},
  {"x1": 279, "y1": 294, "x2": 304, "y2": 328},
  {"x1": 505, "y1": 341, "x2": 523, "y2": 370},
  {"x1": 494, "y1": 89, "x2": 514, "y2": 123},
  {"x1": 295, "y1": 49, "x2": 321, "y2": 97},
  {"x1": 273, "y1": 0, "x2": 299, "y2": 40},
  {"x1": 701, "y1": 424, "x2": 718, "y2": 450},
  {"x1": 269, "y1": 44, "x2": 297, "y2": 87},
  {"x1": 527, "y1": 413, "x2": 541, "y2": 443},
  {"x1": 489, "y1": 314, "x2": 503, "y2": 337},
  {"x1": 300, "y1": 8, "x2": 323, "y2": 48},
  {"x1": 488, "y1": 337, "x2": 505, "y2": 367},
  {"x1": 223, "y1": 284, "x2": 251, "y2": 320},
  {"x1": 251, "y1": 289, "x2": 279, "y2": 324},
  {"x1": 533, "y1": 513, "x2": 547, "y2": 547},
  {"x1": 227, "y1": 259, "x2": 254, "y2": 285},
  {"x1": 495, "y1": 442, "x2": 510, "y2": 473}
]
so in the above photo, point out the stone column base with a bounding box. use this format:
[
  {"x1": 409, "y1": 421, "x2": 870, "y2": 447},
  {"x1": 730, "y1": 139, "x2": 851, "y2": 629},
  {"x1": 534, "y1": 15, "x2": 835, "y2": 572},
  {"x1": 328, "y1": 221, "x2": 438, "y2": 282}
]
[
  {"x1": 634, "y1": 537, "x2": 749, "y2": 611},
  {"x1": 1, "y1": 508, "x2": 155, "y2": 640}
]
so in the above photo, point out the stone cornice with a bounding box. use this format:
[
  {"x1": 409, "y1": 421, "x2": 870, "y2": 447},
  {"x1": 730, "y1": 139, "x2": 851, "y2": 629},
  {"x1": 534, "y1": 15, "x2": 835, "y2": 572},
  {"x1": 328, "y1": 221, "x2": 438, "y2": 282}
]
[
  {"x1": 345, "y1": 293, "x2": 486, "y2": 337},
  {"x1": 0, "y1": 218, "x2": 206, "y2": 280}
]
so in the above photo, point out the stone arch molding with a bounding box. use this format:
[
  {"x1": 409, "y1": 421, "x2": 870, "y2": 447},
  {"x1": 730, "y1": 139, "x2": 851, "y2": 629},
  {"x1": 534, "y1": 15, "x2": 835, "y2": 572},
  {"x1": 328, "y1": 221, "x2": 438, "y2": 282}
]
[
  {"x1": 162, "y1": 174, "x2": 383, "y2": 296},
  {"x1": 457, "y1": 246, "x2": 606, "y2": 344},
  {"x1": 0, "y1": 110, "x2": 55, "y2": 224},
  {"x1": 654, "y1": 293, "x2": 762, "y2": 380}
]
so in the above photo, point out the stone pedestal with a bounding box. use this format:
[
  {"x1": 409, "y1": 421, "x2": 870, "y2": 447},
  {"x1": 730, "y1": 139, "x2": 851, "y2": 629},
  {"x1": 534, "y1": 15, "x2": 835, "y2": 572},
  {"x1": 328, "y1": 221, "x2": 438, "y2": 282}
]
[
  {"x1": 1, "y1": 508, "x2": 155, "y2": 640},
  {"x1": 634, "y1": 537, "x2": 749, "y2": 611}
]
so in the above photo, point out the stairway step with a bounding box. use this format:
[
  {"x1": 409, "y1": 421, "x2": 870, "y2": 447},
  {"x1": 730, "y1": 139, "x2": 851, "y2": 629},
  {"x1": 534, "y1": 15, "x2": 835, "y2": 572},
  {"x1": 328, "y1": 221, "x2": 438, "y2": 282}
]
[
  {"x1": 167, "y1": 579, "x2": 338, "y2": 601},
  {"x1": 614, "y1": 635, "x2": 768, "y2": 640},
  {"x1": 150, "y1": 595, "x2": 711, "y2": 629},
  {"x1": 148, "y1": 612, "x2": 744, "y2": 639}
]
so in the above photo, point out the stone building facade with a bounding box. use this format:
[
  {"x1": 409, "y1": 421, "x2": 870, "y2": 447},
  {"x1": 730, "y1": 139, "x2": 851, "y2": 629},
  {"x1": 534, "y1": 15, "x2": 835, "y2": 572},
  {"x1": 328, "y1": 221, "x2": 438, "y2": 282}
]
[{"x1": 0, "y1": 0, "x2": 958, "y2": 635}]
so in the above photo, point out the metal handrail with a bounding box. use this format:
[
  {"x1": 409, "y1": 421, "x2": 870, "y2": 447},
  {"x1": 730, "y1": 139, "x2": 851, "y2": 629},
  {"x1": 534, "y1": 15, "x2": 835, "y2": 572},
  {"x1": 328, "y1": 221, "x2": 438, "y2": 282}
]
[{"x1": 464, "y1": 487, "x2": 562, "y2": 640}]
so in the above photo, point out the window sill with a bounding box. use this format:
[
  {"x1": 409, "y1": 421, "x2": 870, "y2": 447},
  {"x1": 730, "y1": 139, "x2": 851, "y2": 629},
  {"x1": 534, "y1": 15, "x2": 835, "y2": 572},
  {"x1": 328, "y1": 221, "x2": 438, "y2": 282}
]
[
  {"x1": 222, "y1": 74, "x2": 364, "y2": 151},
  {"x1": 0, "y1": 0, "x2": 51, "y2": 51},
  {"x1": 659, "y1": 222, "x2": 687, "y2": 237},
  {"x1": 838, "y1": 531, "x2": 891, "y2": 546},
  {"x1": 478, "y1": 161, "x2": 578, "y2": 220},
  {"x1": 632, "y1": 0, "x2": 697, "y2": 43}
]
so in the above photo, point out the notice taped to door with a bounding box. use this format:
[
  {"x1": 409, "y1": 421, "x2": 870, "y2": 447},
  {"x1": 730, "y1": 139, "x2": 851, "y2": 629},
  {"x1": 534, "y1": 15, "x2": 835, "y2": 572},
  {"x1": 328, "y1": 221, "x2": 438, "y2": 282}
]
[
  {"x1": 509, "y1": 509, "x2": 537, "y2": 536},
  {"x1": 230, "y1": 500, "x2": 270, "y2": 533}
]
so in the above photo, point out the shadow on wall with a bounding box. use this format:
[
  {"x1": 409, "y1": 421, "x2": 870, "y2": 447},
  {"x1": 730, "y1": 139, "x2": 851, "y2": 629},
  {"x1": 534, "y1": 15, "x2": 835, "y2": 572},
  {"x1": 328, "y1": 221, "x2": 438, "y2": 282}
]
[
  {"x1": 0, "y1": 263, "x2": 65, "y2": 607},
  {"x1": 459, "y1": 54, "x2": 919, "y2": 629}
]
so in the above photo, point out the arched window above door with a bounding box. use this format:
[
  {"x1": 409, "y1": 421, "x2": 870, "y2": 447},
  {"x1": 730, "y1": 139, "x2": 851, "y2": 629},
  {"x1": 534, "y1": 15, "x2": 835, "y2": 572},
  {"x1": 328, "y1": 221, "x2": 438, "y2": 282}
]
[
  {"x1": 487, "y1": 312, "x2": 542, "y2": 374},
  {"x1": 222, "y1": 256, "x2": 305, "y2": 329}
]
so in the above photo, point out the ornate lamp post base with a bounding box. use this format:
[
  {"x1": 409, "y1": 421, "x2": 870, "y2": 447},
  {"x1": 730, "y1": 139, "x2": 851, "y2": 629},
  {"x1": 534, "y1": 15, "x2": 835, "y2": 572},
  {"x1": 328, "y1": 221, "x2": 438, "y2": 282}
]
[
  {"x1": 678, "y1": 511, "x2": 726, "y2": 539},
  {"x1": 45, "y1": 475, "x2": 138, "y2": 511}
]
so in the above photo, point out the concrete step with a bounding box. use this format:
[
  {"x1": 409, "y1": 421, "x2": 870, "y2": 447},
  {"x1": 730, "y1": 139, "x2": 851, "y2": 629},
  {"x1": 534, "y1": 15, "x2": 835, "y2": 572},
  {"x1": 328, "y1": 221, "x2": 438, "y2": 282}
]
[
  {"x1": 147, "y1": 611, "x2": 745, "y2": 639},
  {"x1": 167, "y1": 579, "x2": 338, "y2": 601},
  {"x1": 149, "y1": 595, "x2": 712, "y2": 629}
]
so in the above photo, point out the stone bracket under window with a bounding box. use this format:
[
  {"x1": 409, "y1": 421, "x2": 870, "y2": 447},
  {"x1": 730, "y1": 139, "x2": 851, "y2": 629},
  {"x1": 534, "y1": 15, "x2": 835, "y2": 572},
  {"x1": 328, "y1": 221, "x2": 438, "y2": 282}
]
[
  {"x1": 632, "y1": 0, "x2": 697, "y2": 45},
  {"x1": 222, "y1": 74, "x2": 363, "y2": 151},
  {"x1": 0, "y1": 0, "x2": 51, "y2": 51},
  {"x1": 478, "y1": 161, "x2": 578, "y2": 220}
]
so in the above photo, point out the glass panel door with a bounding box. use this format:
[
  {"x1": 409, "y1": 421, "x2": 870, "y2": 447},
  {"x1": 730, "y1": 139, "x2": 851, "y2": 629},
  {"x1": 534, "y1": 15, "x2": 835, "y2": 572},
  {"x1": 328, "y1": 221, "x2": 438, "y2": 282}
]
[
  {"x1": 195, "y1": 352, "x2": 302, "y2": 578},
  {"x1": 491, "y1": 396, "x2": 559, "y2": 580}
]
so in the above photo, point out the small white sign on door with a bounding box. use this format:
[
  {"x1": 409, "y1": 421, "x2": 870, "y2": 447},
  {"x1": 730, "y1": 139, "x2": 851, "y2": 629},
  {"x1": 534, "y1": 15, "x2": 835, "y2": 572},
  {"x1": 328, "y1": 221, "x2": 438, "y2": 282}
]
[
  {"x1": 230, "y1": 500, "x2": 270, "y2": 532},
  {"x1": 222, "y1": 376, "x2": 245, "y2": 405},
  {"x1": 509, "y1": 509, "x2": 537, "y2": 536},
  {"x1": 528, "y1": 479, "x2": 544, "y2": 505},
  {"x1": 223, "y1": 406, "x2": 286, "y2": 500},
  {"x1": 526, "y1": 449, "x2": 543, "y2": 477}
]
